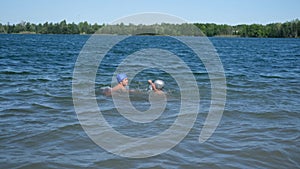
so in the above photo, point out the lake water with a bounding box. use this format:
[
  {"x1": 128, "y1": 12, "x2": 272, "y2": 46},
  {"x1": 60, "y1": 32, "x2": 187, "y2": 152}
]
[{"x1": 0, "y1": 34, "x2": 299, "y2": 168}]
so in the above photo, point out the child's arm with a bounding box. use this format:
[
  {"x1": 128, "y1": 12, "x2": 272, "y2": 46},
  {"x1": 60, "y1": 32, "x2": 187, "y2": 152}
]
[{"x1": 148, "y1": 80, "x2": 158, "y2": 92}]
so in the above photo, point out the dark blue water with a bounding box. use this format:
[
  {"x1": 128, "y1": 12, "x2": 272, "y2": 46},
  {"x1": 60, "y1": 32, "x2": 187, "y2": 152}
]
[{"x1": 1, "y1": 34, "x2": 299, "y2": 168}]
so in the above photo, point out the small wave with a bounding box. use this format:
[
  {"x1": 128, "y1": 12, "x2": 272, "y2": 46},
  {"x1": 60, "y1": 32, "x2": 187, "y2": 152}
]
[
  {"x1": 30, "y1": 102, "x2": 61, "y2": 110},
  {"x1": 1, "y1": 107, "x2": 35, "y2": 115},
  {"x1": 28, "y1": 78, "x2": 53, "y2": 82},
  {"x1": 259, "y1": 73, "x2": 293, "y2": 79},
  {"x1": 14, "y1": 162, "x2": 47, "y2": 169},
  {"x1": 0, "y1": 70, "x2": 32, "y2": 75},
  {"x1": 10, "y1": 123, "x2": 81, "y2": 143}
]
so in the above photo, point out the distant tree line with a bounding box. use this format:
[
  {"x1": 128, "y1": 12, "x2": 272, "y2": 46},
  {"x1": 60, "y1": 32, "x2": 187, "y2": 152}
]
[
  {"x1": 0, "y1": 19, "x2": 299, "y2": 38},
  {"x1": 0, "y1": 20, "x2": 102, "y2": 34},
  {"x1": 96, "y1": 23, "x2": 204, "y2": 36},
  {"x1": 194, "y1": 19, "x2": 299, "y2": 38}
]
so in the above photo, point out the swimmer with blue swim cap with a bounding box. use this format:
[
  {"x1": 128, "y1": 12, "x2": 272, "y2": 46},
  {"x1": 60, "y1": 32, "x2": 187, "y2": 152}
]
[
  {"x1": 112, "y1": 73, "x2": 128, "y2": 92},
  {"x1": 103, "y1": 73, "x2": 129, "y2": 96}
]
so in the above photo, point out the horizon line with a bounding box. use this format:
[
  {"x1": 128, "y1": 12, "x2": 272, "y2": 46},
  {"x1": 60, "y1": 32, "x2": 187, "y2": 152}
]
[{"x1": 1, "y1": 18, "x2": 299, "y2": 26}]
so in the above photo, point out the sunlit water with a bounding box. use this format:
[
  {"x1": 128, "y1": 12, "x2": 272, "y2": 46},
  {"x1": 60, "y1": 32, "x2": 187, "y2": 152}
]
[{"x1": 0, "y1": 34, "x2": 299, "y2": 168}]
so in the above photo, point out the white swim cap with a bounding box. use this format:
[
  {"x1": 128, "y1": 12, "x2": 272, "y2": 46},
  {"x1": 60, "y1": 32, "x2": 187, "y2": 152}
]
[{"x1": 154, "y1": 80, "x2": 164, "y2": 89}]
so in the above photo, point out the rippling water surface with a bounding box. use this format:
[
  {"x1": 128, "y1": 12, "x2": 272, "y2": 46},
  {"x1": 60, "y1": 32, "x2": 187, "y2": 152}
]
[{"x1": 0, "y1": 34, "x2": 299, "y2": 168}]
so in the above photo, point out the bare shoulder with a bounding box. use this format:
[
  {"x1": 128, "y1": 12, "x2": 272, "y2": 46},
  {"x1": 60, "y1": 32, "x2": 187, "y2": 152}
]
[{"x1": 111, "y1": 84, "x2": 127, "y2": 93}]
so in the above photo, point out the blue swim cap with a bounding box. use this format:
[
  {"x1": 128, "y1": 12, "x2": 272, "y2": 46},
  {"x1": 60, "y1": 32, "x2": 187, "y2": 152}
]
[{"x1": 117, "y1": 73, "x2": 127, "y2": 83}]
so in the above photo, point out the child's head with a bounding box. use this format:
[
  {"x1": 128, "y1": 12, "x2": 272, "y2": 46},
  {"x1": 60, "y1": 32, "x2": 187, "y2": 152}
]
[
  {"x1": 117, "y1": 73, "x2": 127, "y2": 83},
  {"x1": 154, "y1": 80, "x2": 164, "y2": 90},
  {"x1": 117, "y1": 73, "x2": 128, "y2": 86}
]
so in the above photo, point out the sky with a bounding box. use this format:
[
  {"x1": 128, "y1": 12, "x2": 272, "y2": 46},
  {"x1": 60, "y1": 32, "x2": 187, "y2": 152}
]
[{"x1": 0, "y1": 0, "x2": 299, "y2": 25}]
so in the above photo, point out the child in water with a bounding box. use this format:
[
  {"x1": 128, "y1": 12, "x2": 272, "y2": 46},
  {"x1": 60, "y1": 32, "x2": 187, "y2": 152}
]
[
  {"x1": 103, "y1": 73, "x2": 129, "y2": 96},
  {"x1": 148, "y1": 79, "x2": 165, "y2": 95},
  {"x1": 111, "y1": 73, "x2": 129, "y2": 93}
]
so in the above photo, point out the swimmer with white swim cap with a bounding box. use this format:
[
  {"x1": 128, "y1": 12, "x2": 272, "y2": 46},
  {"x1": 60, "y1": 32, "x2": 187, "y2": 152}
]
[{"x1": 148, "y1": 79, "x2": 165, "y2": 95}]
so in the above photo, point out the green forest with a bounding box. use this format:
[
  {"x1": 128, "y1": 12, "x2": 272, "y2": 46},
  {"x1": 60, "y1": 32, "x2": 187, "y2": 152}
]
[{"x1": 0, "y1": 19, "x2": 299, "y2": 38}]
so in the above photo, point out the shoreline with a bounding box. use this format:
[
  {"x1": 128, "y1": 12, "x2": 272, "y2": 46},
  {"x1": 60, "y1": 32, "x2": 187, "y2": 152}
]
[
  {"x1": 1, "y1": 33, "x2": 299, "y2": 39},
  {"x1": 0, "y1": 19, "x2": 299, "y2": 38}
]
